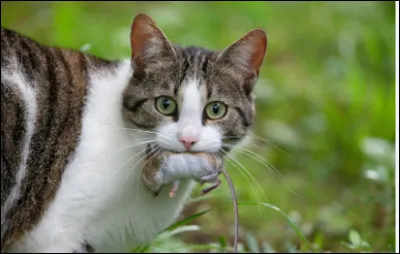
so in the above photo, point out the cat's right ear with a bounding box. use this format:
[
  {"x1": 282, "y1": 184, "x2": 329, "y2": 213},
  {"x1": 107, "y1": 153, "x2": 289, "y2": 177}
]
[{"x1": 130, "y1": 13, "x2": 176, "y2": 73}]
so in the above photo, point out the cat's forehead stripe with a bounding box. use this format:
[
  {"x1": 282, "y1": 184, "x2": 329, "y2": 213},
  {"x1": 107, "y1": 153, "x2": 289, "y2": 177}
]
[
  {"x1": 174, "y1": 46, "x2": 214, "y2": 99},
  {"x1": 178, "y1": 78, "x2": 207, "y2": 105}
]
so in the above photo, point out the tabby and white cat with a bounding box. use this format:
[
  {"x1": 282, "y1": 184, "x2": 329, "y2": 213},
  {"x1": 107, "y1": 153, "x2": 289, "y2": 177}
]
[{"x1": 1, "y1": 13, "x2": 267, "y2": 253}]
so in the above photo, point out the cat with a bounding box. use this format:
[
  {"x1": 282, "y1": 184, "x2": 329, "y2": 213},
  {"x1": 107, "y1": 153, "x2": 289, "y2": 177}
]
[{"x1": 1, "y1": 12, "x2": 267, "y2": 253}]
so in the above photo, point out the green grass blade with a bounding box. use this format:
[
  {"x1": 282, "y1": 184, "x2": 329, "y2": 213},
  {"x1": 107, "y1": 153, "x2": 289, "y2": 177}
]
[
  {"x1": 163, "y1": 208, "x2": 214, "y2": 232},
  {"x1": 237, "y1": 201, "x2": 317, "y2": 253}
]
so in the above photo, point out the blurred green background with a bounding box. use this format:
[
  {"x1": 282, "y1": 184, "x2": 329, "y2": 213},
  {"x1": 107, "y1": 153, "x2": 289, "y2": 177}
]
[{"x1": 1, "y1": 1, "x2": 396, "y2": 253}]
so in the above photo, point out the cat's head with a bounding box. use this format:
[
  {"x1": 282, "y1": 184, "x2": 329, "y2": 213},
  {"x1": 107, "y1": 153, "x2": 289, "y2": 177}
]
[{"x1": 123, "y1": 13, "x2": 267, "y2": 154}]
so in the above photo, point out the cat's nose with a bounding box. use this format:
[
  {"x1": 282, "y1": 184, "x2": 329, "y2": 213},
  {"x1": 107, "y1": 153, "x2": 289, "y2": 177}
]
[{"x1": 179, "y1": 136, "x2": 199, "y2": 151}]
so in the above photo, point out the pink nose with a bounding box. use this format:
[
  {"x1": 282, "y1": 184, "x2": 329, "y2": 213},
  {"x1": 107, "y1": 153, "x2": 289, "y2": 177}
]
[{"x1": 179, "y1": 136, "x2": 199, "y2": 151}]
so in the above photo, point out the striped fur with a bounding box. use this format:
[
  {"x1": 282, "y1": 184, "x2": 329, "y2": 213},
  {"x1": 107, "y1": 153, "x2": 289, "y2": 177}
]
[
  {"x1": 1, "y1": 27, "x2": 120, "y2": 251},
  {"x1": 1, "y1": 13, "x2": 267, "y2": 252}
]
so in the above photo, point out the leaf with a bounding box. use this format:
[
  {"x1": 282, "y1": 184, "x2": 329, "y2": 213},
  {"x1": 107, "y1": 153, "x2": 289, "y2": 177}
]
[
  {"x1": 285, "y1": 241, "x2": 298, "y2": 253},
  {"x1": 237, "y1": 243, "x2": 246, "y2": 253},
  {"x1": 163, "y1": 208, "x2": 213, "y2": 232},
  {"x1": 156, "y1": 225, "x2": 200, "y2": 241},
  {"x1": 261, "y1": 241, "x2": 276, "y2": 253},
  {"x1": 80, "y1": 43, "x2": 91, "y2": 52},
  {"x1": 349, "y1": 229, "x2": 362, "y2": 245},
  {"x1": 246, "y1": 232, "x2": 260, "y2": 253},
  {"x1": 237, "y1": 202, "x2": 317, "y2": 253},
  {"x1": 218, "y1": 236, "x2": 228, "y2": 253},
  {"x1": 340, "y1": 241, "x2": 356, "y2": 250},
  {"x1": 131, "y1": 244, "x2": 150, "y2": 253},
  {"x1": 187, "y1": 192, "x2": 222, "y2": 204},
  {"x1": 312, "y1": 231, "x2": 325, "y2": 250}
]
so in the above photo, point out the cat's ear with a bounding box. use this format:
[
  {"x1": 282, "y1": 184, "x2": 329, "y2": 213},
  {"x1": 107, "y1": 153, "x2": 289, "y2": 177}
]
[
  {"x1": 217, "y1": 29, "x2": 267, "y2": 94},
  {"x1": 130, "y1": 13, "x2": 176, "y2": 73}
]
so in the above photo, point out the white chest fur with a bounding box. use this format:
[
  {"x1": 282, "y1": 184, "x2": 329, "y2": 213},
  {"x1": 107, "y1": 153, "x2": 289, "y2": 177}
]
[{"x1": 10, "y1": 61, "x2": 195, "y2": 253}]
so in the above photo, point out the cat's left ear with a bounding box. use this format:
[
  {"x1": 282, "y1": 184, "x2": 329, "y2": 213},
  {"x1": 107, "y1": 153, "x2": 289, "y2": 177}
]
[
  {"x1": 130, "y1": 13, "x2": 176, "y2": 73},
  {"x1": 217, "y1": 29, "x2": 267, "y2": 94}
]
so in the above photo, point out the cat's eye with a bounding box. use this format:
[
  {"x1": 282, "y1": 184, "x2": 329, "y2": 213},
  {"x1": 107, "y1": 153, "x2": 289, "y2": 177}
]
[
  {"x1": 155, "y1": 96, "x2": 177, "y2": 116},
  {"x1": 205, "y1": 102, "x2": 227, "y2": 120}
]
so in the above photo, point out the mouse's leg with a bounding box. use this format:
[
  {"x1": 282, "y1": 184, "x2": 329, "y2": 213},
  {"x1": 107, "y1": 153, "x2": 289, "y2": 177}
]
[
  {"x1": 197, "y1": 157, "x2": 223, "y2": 195},
  {"x1": 201, "y1": 178, "x2": 221, "y2": 195},
  {"x1": 199, "y1": 171, "x2": 220, "y2": 185},
  {"x1": 169, "y1": 180, "x2": 180, "y2": 198}
]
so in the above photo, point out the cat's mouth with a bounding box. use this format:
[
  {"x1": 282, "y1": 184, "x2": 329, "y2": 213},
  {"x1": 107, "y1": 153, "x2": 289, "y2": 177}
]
[{"x1": 145, "y1": 143, "x2": 221, "y2": 157}]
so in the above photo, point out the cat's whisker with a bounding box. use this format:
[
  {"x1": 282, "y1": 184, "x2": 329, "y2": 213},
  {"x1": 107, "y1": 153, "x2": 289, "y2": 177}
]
[
  {"x1": 121, "y1": 147, "x2": 149, "y2": 173},
  {"x1": 222, "y1": 133, "x2": 290, "y2": 156},
  {"x1": 220, "y1": 149, "x2": 269, "y2": 205},
  {"x1": 218, "y1": 149, "x2": 255, "y2": 191},
  {"x1": 131, "y1": 146, "x2": 163, "y2": 209},
  {"x1": 128, "y1": 131, "x2": 177, "y2": 150},
  {"x1": 226, "y1": 145, "x2": 303, "y2": 199},
  {"x1": 196, "y1": 140, "x2": 263, "y2": 201},
  {"x1": 219, "y1": 149, "x2": 267, "y2": 206},
  {"x1": 158, "y1": 136, "x2": 178, "y2": 148},
  {"x1": 223, "y1": 141, "x2": 286, "y2": 182},
  {"x1": 195, "y1": 139, "x2": 224, "y2": 153},
  {"x1": 219, "y1": 149, "x2": 267, "y2": 217},
  {"x1": 134, "y1": 146, "x2": 162, "y2": 202},
  {"x1": 118, "y1": 148, "x2": 152, "y2": 194},
  {"x1": 247, "y1": 132, "x2": 291, "y2": 157},
  {"x1": 77, "y1": 139, "x2": 158, "y2": 171},
  {"x1": 193, "y1": 139, "x2": 272, "y2": 213},
  {"x1": 108, "y1": 139, "x2": 157, "y2": 161}
]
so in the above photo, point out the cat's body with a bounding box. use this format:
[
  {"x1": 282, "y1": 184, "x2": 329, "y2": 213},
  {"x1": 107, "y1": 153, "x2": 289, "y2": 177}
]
[
  {"x1": 1, "y1": 44, "x2": 194, "y2": 252},
  {"x1": 1, "y1": 13, "x2": 267, "y2": 253}
]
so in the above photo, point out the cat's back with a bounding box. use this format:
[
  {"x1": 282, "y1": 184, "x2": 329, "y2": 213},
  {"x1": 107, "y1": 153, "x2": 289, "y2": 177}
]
[
  {"x1": 0, "y1": 27, "x2": 94, "y2": 250},
  {"x1": 1, "y1": 27, "x2": 91, "y2": 87},
  {"x1": 2, "y1": 27, "x2": 44, "y2": 75}
]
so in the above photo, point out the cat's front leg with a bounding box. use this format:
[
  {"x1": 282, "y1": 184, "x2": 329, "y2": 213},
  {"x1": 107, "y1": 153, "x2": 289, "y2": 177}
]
[{"x1": 141, "y1": 151, "x2": 223, "y2": 196}]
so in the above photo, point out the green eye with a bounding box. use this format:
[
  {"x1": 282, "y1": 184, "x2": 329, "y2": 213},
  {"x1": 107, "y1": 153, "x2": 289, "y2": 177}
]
[
  {"x1": 205, "y1": 102, "x2": 227, "y2": 120},
  {"x1": 156, "y1": 96, "x2": 177, "y2": 115}
]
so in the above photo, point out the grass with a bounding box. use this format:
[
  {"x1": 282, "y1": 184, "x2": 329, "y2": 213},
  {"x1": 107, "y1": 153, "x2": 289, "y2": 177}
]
[{"x1": 1, "y1": 1, "x2": 396, "y2": 253}]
